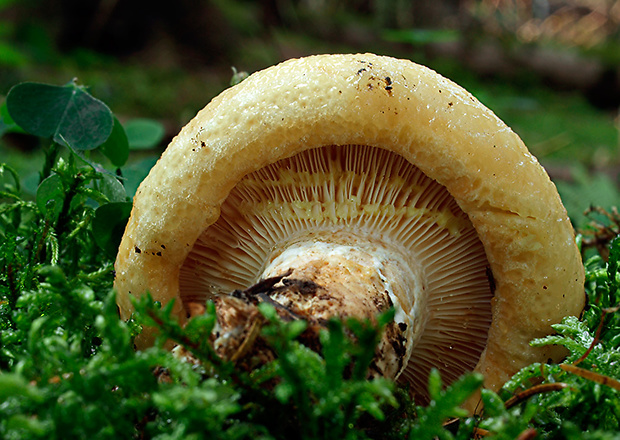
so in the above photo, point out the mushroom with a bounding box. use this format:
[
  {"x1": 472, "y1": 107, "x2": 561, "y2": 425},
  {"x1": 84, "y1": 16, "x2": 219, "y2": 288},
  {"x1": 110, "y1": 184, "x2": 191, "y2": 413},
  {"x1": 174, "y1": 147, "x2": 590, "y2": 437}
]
[{"x1": 114, "y1": 53, "x2": 585, "y2": 404}]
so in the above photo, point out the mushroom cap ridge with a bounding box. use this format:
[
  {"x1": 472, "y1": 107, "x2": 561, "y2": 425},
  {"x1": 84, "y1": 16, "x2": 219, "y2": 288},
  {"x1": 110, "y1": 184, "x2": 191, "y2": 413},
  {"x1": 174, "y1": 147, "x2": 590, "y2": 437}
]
[{"x1": 114, "y1": 53, "x2": 585, "y2": 393}]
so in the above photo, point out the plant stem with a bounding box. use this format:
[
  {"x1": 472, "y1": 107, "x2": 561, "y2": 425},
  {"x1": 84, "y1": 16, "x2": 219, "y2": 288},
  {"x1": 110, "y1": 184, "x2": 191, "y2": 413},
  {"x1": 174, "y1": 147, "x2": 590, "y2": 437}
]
[{"x1": 41, "y1": 142, "x2": 60, "y2": 183}]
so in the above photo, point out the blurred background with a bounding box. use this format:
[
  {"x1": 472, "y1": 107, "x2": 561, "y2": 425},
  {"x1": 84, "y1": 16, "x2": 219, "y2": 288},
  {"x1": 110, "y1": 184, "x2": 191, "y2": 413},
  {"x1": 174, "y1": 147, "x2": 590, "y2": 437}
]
[{"x1": 1, "y1": 0, "x2": 619, "y2": 228}]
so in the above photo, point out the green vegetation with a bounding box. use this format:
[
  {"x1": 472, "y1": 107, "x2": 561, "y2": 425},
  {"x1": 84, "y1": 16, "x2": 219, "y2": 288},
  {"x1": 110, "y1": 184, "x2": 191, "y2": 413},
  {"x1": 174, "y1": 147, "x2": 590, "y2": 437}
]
[
  {"x1": 2, "y1": 0, "x2": 619, "y2": 436},
  {"x1": 1, "y1": 79, "x2": 620, "y2": 439}
]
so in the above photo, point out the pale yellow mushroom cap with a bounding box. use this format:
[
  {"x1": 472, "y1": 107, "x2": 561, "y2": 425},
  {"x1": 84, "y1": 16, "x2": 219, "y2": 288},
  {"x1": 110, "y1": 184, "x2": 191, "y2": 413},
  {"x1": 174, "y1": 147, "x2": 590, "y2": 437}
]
[{"x1": 114, "y1": 53, "x2": 585, "y2": 400}]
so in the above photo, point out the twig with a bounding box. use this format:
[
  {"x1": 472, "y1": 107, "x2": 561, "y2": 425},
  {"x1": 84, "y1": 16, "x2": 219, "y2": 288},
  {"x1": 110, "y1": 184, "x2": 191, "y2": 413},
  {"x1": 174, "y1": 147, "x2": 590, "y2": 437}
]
[
  {"x1": 574, "y1": 305, "x2": 619, "y2": 366},
  {"x1": 504, "y1": 383, "x2": 569, "y2": 409},
  {"x1": 560, "y1": 364, "x2": 620, "y2": 392},
  {"x1": 235, "y1": 269, "x2": 293, "y2": 300},
  {"x1": 516, "y1": 428, "x2": 538, "y2": 440}
]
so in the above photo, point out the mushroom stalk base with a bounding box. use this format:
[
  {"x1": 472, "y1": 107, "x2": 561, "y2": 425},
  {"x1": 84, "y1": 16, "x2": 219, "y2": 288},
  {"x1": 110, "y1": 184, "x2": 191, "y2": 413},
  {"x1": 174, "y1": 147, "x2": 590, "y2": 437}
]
[{"x1": 213, "y1": 236, "x2": 424, "y2": 380}]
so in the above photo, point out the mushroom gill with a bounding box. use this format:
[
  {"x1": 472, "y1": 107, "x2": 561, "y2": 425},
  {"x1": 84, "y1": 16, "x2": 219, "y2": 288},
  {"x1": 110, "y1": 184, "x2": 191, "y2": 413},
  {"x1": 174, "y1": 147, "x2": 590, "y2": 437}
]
[{"x1": 179, "y1": 144, "x2": 493, "y2": 399}]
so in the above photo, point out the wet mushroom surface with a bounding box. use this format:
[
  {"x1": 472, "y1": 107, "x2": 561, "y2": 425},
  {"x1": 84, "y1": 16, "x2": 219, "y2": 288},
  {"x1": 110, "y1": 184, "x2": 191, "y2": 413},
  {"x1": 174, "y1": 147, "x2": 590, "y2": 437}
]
[{"x1": 114, "y1": 53, "x2": 585, "y2": 407}]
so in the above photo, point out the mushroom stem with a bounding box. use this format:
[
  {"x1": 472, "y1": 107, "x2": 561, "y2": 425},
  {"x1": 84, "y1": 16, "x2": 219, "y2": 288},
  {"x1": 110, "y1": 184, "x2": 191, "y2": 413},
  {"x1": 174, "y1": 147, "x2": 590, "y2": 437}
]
[{"x1": 259, "y1": 234, "x2": 422, "y2": 379}]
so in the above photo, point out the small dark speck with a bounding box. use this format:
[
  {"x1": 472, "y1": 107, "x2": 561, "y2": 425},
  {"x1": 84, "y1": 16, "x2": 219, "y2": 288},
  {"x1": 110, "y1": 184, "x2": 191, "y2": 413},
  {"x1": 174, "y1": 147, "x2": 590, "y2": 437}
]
[
  {"x1": 201, "y1": 141, "x2": 206, "y2": 148},
  {"x1": 357, "y1": 68, "x2": 367, "y2": 75},
  {"x1": 448, "y1": 102, "x2": 453, "y2": 107},
  {"x1": 543, "y1": 285, "x2": 548, "y2": 290},
  {"x1": 134, "y1": 246, "x2": 141, "y2": 254},
  {"x1": 398, "y1": 322, "x2": 408, "y2": 332},
  {"x1": 486, "y1": 266, "x2": 496, "y2": 294},
  {"x1": 161, "y1": 244, "x2": 166, "y2": 249},
  {"x1": 192, "y1": 148, "x2": 196, "y2": 151},
  {"x1": 384, "y1": 77, "x2": 393, "y2": 92},
  {"x1": 156, "y1": 251, "x2": 162, "y2": 256},
  {"x1": 439, "y1": 89, "x2": 442, "y2": 93}
]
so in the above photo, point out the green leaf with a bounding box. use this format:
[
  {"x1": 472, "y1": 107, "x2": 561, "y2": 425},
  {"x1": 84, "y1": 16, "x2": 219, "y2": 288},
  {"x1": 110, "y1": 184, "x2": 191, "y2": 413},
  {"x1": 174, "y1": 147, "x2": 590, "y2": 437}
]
[
  {"x1": 5, "y1": 414, "x2": 50, "y2": 437},
  {"x1": 383, "y1": 28, "x2": 460, "y2": 46},
  {"x1": 0, "y1": 373, "x2": 43, "y2": 401},
  {"x1": 427, "y1": 368, "x2": 443, "y2": 400},
  {"x1": 6, "y1": 81, "x2": 113, "y2": 150},
  {"x1": 0, "y1": 100, "x2": 25, "y2": 136},
  {"x1": 556, "y1": 170, "x2": 620, "y2": 228},
  {"x1": 99, "y1": 116, "x2": 129, "y2": 167},
  {"x1": 92, "y1": 201, "x2": 132, "y2": 257},
  {"x1": 606, "y1": 236, "x2": 620, "y2": 298},
  {"x1": 0, "y1": 162, "x2": 21, "y2": 193},
  {"x1": 125, "y1": 118, "x2": 165, "y2": 150},
  {"x1": 36, "y1": 173, "x2": 64, "y2": 221},
  {"x1": 0, "y1": 41, "x2": 29, "y2": 67},
  {"x1": 320, "y1": 319, "x2": 348, "y2": 389},
  {"x1": 121, "y1": 156, "x2": 158, "y2": 197},
  {"x1": 480, "y1": 389, "x2": 506, "y2": 417},
  {"x1": 95, "y1": 173, "x2": 127, "y2": 204},
  {"x1": 410, "y1": 372, "x2": 483, "y2": 439}
]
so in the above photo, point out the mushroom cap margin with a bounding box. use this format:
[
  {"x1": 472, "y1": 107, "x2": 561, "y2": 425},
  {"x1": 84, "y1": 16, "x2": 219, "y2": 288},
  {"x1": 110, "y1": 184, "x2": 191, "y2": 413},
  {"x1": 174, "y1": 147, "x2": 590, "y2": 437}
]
[{"x1": 114, "y1": 53, "x2": 585, "y2": 393}]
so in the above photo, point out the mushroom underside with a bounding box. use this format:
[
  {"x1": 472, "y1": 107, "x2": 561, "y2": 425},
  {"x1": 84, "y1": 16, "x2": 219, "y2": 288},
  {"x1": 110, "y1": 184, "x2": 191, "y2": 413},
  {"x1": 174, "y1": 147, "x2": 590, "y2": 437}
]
[{"x1": 179, "y1": 144, "x2": 494, "y2": 401}]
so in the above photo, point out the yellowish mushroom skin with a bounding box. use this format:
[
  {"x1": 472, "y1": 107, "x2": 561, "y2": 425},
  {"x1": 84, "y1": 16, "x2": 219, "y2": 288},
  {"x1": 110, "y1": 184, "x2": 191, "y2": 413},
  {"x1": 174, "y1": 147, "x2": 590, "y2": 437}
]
[{"x1": 114, "y1": 54, "x2": 585, "y2": 395}]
